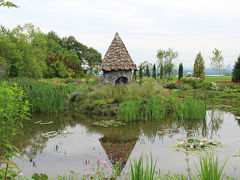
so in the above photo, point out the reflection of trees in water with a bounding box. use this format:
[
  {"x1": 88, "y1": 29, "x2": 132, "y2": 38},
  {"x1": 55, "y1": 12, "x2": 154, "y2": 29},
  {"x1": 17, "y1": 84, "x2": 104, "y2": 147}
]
[
  {"x1": 207, "y1": 110, "x2": 224, "y2": 139},
  {"x1": 13, "y1": 113, "x2": 72, "y2": 167}
]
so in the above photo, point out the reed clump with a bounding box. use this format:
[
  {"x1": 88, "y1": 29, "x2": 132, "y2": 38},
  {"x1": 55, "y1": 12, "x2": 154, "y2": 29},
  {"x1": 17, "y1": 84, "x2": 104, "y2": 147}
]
[
  {"x1": 196, "y1": 151, "x2": 228, "y2": 180},
  {"x1": 9, "y1": 78, "x2": 78, "y2": 113},
  {"x1": 173, "y1": 96, "x2": 207, "y2": 121}
]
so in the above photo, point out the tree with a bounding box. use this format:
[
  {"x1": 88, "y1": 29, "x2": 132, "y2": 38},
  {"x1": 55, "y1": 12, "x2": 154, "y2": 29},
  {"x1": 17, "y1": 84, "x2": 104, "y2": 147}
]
[
  {"x1": 193, "y1": 52, "x2": 205, "y2": 80},
  {"x1": 139, "y1": 65, "x2": 143, "y2": 79},
  {"x1": 232, "y1": 56, "x2": 240, "y2": 82},
  {"x1": 210, "y1": 48, "x2": 226, "y2": 75},
  {"x1": 152, "y1": 64, "x2": 156, "y2": 79},
  {"x1": 133, "y1": 69, "x2": 137, "y2": 80},
  {"x1": 0, "y1": 0, "x2": 18, "y2": 8},
  {"x1": 146, "y1": 65, "x2": 150, "y2": 77},
  {"x1": 178, "y1": 63, "x2": 183, "y2": 80},
  {"x1": 157, "y1": 48, "x2": 178, "y2": 79},
  {"x1": 160, "y1": 64, "x2": 163, "y2": 79}
]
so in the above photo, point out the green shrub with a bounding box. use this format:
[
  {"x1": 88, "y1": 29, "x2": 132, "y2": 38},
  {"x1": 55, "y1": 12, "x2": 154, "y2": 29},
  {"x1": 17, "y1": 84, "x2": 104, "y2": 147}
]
[
  {"x1": 196, "y1": 82, "x2": 212, "y2": 90},
  {"x1": 181, "y1": 77, "x2": 201, "y2": 88},
  {"x1": 166, "y1": 83, "x2": 180, "y2": 89},
  {"x1": 179, "y1": 83, "x2": 193, "y2": 90},
  {"x1": 0, "y1": 82, "x2": 30, "y2": 159}
]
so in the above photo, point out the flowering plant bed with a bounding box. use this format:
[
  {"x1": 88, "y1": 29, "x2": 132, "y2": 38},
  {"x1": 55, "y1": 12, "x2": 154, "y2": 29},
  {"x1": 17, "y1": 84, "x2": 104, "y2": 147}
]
[{"x1": 172, "y1": 138, "x2": 223, "y2": 154}]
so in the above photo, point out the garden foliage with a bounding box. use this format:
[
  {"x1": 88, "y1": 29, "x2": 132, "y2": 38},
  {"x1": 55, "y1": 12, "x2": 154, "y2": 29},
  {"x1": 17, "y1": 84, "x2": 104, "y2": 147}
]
[
  {"x1": 0, "y1": 82, "x2": 30, "y2": 159},
  {"x1": 193, "y1": 52, "x2": 205, "y2": 80},
  {"x1": 232, "y1": 56, "x2": 240, "y2": 82}
]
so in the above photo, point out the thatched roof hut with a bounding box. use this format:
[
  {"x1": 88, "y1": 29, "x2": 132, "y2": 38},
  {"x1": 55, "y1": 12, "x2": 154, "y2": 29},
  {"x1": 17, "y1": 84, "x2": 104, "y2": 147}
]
[{"x1": 100, "y1": 32, "x2": 136, "y2": 84}]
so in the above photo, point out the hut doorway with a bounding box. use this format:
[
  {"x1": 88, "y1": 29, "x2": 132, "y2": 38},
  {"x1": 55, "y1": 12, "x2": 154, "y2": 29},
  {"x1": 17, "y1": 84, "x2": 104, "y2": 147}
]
[{"x1": 115, "y1": 77, "x2": 128, "y2": 84}]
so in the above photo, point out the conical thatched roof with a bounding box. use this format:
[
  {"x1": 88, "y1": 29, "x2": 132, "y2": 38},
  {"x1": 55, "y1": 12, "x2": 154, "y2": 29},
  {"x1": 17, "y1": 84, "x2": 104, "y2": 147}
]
[{"x1": 100, "y1": 32, "x2": 136, "y2": 71}]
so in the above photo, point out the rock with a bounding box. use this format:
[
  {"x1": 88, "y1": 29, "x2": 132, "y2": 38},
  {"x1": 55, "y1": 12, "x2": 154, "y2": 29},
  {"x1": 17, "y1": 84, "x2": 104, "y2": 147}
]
[{"x1": 69, "y1": 89, "x2": 81, "y2": 102}]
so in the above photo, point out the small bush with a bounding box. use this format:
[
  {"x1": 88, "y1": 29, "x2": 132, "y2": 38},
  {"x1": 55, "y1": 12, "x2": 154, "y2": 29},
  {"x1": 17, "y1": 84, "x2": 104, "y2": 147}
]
[
  {"x1": 181, "y1": 77, "x2": 201, "y2": 89},
  {"x1": 196, "y1": 82, "x2": 212, "y2": 90},
  {"x1": 166, "y1": 83, "x2": 180, "y2": 89}
]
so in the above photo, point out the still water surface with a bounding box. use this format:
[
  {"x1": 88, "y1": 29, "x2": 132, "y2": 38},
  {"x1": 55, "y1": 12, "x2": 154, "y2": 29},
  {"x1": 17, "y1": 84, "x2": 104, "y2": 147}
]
[{"x1": 14, "y1": 110, "x2": 240, "y2": 178}]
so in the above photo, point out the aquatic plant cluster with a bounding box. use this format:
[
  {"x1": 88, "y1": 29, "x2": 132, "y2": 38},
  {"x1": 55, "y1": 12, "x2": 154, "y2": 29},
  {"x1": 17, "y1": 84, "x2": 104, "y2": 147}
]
[{"x1": 117, "y1": 95, "x2": 206, "y2": 122}]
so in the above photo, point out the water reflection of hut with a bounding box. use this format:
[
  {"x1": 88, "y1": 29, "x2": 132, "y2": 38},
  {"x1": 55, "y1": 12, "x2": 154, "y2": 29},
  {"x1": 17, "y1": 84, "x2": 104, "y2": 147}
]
[
  {"x1": 100, "y1": 32, "x2": 136, "y2": 84},
  {"x1": 99, "y1": 136, "x2": 138, "y2": 173}
]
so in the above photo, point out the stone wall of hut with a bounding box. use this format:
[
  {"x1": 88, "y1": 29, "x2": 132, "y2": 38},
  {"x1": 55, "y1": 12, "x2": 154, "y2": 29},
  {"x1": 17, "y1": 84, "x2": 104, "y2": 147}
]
[{"x1": 103, "y1": 70, "x2": 132, "y2": 84}]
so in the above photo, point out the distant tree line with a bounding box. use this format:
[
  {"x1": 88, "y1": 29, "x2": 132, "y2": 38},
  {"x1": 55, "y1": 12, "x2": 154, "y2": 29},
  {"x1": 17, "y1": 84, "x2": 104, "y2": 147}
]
[{"x1": 0, "y1": 23, "x2": 102, "y2": 79}]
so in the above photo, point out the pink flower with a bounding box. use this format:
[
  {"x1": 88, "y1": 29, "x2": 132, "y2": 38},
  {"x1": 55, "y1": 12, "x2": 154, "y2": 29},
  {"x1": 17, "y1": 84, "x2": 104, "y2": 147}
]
[
  {"x1": 84, "y1": 153, "x2": 88, "y2": 156},
  {"x1": 97, "y1": 171, "x2": 100, "y2": 175},
  {"x1": 18, "y1": 172, "x2": 24, "y2": 177},
  {"x1": 86, "y1": 174, "x2": 90, "y2": 178},
  {"x1": 103, "y1": 161, "x2": 107, "y2": 166},
  {"x1": 110, "y1": 165, "x2": 113, "y2": 168},
  {"x1": 97, "y1": 158, "x2": 101, "y2": 162},
  {"x1": 162, "y1": 129, "x2": 165, "y2": 132},
  {"x1": 119, "y1": 157, "x2": 123, "y2": 160},
  {"x1": 84, "y1": 168, "x2": 87, "y2": 171},
  {"x1": 99, "y1": 152, "x2": 102, "y2": 155},
  {"x1": 109, "y1": 153, "x2": 113, "y2": 155},
  {"x1": 88, "y1": 161, "x2": 90, "y2": 164}
]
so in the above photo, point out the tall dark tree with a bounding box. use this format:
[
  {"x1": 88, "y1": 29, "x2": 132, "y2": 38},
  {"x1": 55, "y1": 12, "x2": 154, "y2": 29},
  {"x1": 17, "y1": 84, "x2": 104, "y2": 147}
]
[
  {"x1": 146, "y1": 65, "x2": 150, "y2": 77},
  {"x1": 232, "y1": 56, "x2": 240, "y2": 82},
  {"x1": 178, "y1": 63, "x2": 183, "y2": 80},
  {"x1": 160, "y1": 64, "x2": 163, "y2": 79},
  {"x1": 133, "y1": 69, "x2": 137, "y2": 80},
  {"x1": 152, "y1": 64, "x2": 156, "y2": 79},
  {"x1": 139, "y1": 65, "x2": 143, "y2": 79}
]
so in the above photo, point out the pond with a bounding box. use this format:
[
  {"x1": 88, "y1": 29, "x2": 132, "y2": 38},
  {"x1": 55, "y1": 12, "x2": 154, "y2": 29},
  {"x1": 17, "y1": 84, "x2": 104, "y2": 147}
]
[{"x1": 13, "y1": 110, "x2": 240, "y2": 178}]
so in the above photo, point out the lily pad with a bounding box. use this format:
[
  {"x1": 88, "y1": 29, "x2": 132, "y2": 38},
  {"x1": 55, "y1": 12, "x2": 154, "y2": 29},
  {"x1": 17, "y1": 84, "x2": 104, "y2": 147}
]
[
  {"x1": 157, "y1": 128, "x2": 180, "y2": 135},
  {"x1": 92, "y1": 120, "x2": 126, "y2": 127},
  {"x1": 41, "y1": 130, "x2": 73, "y2": 138},
  {"x1": 34, "y1": 121, "x2": 53, "y2": 125},
  {"x1": 171, "y1": 137, "x2": 223, "y2": 155}
]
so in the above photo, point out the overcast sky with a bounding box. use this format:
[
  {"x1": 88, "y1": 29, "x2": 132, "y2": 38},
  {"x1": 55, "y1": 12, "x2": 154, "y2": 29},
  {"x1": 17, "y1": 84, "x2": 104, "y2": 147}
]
[{"x1": 1, "y1": 0, "x2": 240, "y2": 68}]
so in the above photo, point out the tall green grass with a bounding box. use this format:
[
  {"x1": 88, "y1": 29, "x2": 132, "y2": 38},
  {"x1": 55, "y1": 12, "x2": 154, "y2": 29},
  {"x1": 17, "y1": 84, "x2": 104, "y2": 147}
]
[
  {"x1": 173, "y1": 96, "x2": 207, "y2": 121},
  {"x1": 8, "y1": 78, "x2": 78, "y2": 113},
  {"x1": 117, "y1": 96, "x2": 168, "y2": 122},
  {"x1": 130, "y1": 154, "x2": 156, "y2": 180},
  {"x1": 196, "y1": 152, "x2": 228, "y2": 180},
  {"x1": 117, "y1": 99, "x2": 142, "y2": 122},
  {"x1": 117, "y1": 95, "x2": 206, "y2": 122}
]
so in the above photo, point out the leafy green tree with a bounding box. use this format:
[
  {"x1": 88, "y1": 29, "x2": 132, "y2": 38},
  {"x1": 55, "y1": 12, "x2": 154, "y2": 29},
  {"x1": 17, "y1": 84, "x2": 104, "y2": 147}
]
[
  {"x1": 139, "y1": 65, "x2": 143, "y2": 79},
  {"x1": 146, "y1": 65, "x2": 150, "y2": 77},
  {"x1": 0, "y1": 0, "x2": 18, "y2": 8},
  {"x1": 157, "y1": 48, "x2": 178, "y2": 79},
  {"x1": 152, "y1": 64, "x2": 156, "y2": 79},
  {"x1": 193, "y1": 52, "x2": 205, "y2": 80},
  {"x1": 210, "y1": 48, "x2": 226, "y2": 75},
  {"x1": 178, "y1": 63, "x2": 183, "y2": 80},
  {"x1": 232, "y1": 56, "x2": 240, "y2": 82}
]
